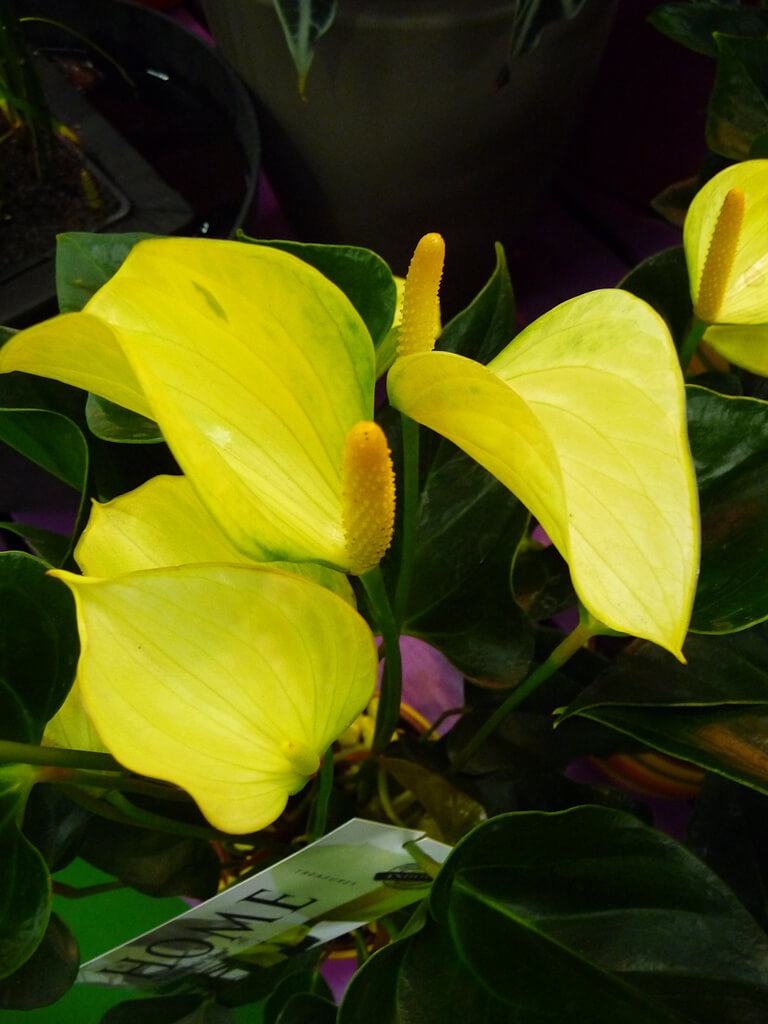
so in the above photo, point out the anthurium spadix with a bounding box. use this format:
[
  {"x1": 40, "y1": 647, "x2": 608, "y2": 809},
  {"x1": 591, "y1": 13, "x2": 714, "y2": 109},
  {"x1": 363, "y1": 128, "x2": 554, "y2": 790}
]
[
  {"x1": 684, "y1": 159, "x2": 768, "y2": 374},
  {"x1": 0, "y1": 238, "x2": 377, "y2": 569},
  {"x1": 388, "y1": 289, "x2": 699, "y2": 657},
  {"x1": 48, "y1": 564, "x2": 378, "y2": 833}
]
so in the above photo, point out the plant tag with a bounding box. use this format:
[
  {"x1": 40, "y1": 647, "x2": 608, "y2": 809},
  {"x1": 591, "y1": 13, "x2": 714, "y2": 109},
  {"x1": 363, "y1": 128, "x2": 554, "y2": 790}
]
[{"x1": 78, "y1": 818, "x2": 450, "y2": 989}]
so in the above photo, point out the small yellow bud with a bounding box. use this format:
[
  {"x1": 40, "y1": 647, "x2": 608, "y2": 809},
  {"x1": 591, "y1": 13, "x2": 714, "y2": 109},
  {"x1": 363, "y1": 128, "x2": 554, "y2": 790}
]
[
  {"x1": 695, "y1": 187, "x2": 745, "y2": 324},
  {"x1": 397, "y1": 233, "x2": 445, "y2": 357},
  {"x1": 341, "y1": 421, "x2": 396, "y2": 576}
]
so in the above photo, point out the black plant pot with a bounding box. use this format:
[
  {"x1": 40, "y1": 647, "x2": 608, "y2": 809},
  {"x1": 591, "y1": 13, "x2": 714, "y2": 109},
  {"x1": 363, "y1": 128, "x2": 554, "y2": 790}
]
[{"x1": 2, "y1": 0, "x2": 261, "y2": 327}]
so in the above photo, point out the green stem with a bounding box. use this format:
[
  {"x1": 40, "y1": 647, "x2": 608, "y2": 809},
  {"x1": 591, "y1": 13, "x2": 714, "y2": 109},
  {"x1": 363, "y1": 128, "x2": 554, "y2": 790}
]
[
  {"x1": 64, "y1": 787, "x2": 234, "y2": 841},
  {"x1": 679, "y1": 317, "x2": 707, "y2": 374},
  {"x1": 53, "y1": 880, "x2": 125, "y2": 899},
  {"x1": 361, "y1": 566, "x2": 403, "y2": 754},
  {"x1": 38, "y1": 765, "x2": 191, "y2": 802},
  {"x1": 307, "y1": 748, "x2": 334, "y2": 842},
  {"x1": 351, "y1": 929, "x2": 370, "y2": 968},
  {"x1": 0, "y1": 739, "x2": 122, "y2": 772},
  {"x1": 393, "y1": 413, "x2": 420, "y2": 626},
  {"x1": 377, "y1": 764, "x2": 407, "y2": 827},
  {"x1": 449, "y1": 618, "x2": 596, "y2": 775}
]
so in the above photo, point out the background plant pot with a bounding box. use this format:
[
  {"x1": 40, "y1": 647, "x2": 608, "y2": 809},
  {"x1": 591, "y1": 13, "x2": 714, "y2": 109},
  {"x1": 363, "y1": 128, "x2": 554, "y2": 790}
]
[
  {"x1": 3, "y1": 0, "x2": 260, "y2": 327},
  {"x1": 201, "y1": 0, "x2": 616, "y2": 307}
]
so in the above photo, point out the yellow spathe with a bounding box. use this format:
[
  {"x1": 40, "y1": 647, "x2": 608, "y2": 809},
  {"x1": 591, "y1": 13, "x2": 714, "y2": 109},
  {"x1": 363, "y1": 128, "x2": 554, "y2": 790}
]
[
  {"x1": 76, "y1": 473, "x2": 355, "y2": 605},
  {"x1": 684, "y1": 160, "x2": 768, "y2": 372},
  {"x1": 49, "y1": 564, "x2": 378, "y2": 834},
  {"x1": 388, "y1": 289, "x2": 699, "y2": 657},
  {"x1": 0, "y1": 238, "x2": 376, "y2": 569}
]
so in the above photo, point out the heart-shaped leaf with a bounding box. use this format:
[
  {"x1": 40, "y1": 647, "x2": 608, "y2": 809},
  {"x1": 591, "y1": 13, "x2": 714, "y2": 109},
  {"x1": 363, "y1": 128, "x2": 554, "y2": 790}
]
[{"x1": 687, "y1": 385, "x2": 768, "y2": 632}]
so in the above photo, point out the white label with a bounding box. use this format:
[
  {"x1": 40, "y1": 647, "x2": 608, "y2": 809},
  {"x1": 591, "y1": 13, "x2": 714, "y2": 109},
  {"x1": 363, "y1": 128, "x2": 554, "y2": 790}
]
[{"x1": 79, "y1": 818, "x2": 450, "y2": 989}]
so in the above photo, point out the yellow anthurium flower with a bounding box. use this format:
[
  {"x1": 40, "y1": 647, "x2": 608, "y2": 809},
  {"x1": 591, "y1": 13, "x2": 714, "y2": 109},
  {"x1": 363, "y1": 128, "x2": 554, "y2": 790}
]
[
  {"x1": 48, "y1": 564, "x2": 378, "y2": 834},
  {"x1": 684, "y1": 159, "x2": 768, "y2": 374},
  {"x1": 76, "y1": 473, "x2": 355, "y2": 604},
  {"x1": 0, "y1": 238, "x2": 377, "y2": 569},
  {"x1": 388, "y1": 288, "x2": 699, "y2": 658}
]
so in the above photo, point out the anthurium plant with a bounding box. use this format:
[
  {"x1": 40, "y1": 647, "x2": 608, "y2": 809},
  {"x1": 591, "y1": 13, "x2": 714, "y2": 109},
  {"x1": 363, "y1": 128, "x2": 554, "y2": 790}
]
[{"x1": 3, "y1": 159, "x2": 768, "y2": 1022}]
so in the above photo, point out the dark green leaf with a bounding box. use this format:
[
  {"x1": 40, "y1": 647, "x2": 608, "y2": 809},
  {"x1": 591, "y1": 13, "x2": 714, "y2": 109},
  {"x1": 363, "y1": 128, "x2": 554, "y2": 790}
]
[
  {"x1": 438, "y1": 242, "x2": 516, "y2": 365},
  {"x1": 405, "y1": 446, "x2": 528, "y2": 620},
  {"x1": 560, "y1": 626, "x2": 768, "y2": 794},
  {"x1": 242, "y1": 236, "x2": 397, "y2": 348},
  {"x1": 426, "y1": 808, "x2": 768, "y2": 1022},
  {"x1": 0, "y1": 551, "x2": 79, "y2": 739},
  {"x1": 263, "y1": 970, "x2": 333, "y2": 1024},
  {"x1": 649, "y1": 4, "x2": 768, "y2": 57},
  {"x1": 100, "y1": 994, "x2": 205, "y2": 1024},
  {"x1": 338, "y1": 940, "x2": 405, "y2": 1024},
  {"x1": 687, "y1": 385, "x2": 768, "y2": 633},
  {"x1": 512, "y1": 539, "x2": 576, "y2": 620},
  {"x1": 55, "y1": 231, "x2": 159, "y2": 313},
  {"x1": 0, "y1": 521, "x2": 70, "y2": 567},
  {"x1": 0, "y1": 765, "x2": 50, "y2": 980},
  {"x1": 22, "y1": 786, "x2": 91, "y2": 873},
  {"x1": 0, "y1": 911, "x2": 78, "y2": 1009},
  {"x1": 403, "y1": 445, "x2": 532, "y2": 686},
  {"x1": 80, "y1": 818, "x2": 221, "y2": 899},
  {"x1": 620, "y1": 246, "x2": 692, "y2": 349},
  {"x1": 275, "y1": 992, "x2": 337, "y2": 1024},
  {"x1": 217, "y1": 950, "x2": 325, "y2": 1009},
  {"x1": 688, "y1": 774, "x2": 768, "y2": 931},
  {"x1": 379, "y1": 756, "x2": 486, "y2": 844},
  {"x1": 0, "y1": 408, "x2": 87, "y2": 491},
  {"x1": 708, "y1": 33, "x2": 768, "y2": 160},
  {"x1": 85, "y1": 394, "x2": 163, "y2": 444}
]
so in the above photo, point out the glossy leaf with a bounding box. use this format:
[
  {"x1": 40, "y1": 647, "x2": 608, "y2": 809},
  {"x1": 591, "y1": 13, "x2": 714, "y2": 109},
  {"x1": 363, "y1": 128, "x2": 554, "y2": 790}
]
[
  {"x1": 437, "y1": 242, "x2": 516, "y2": 365},
  {"x1": 687, "y1": 385, "x2": 768, "y2": 632},
  {"x1": 379, "y1": 756, "x2": 486, "y2": 844},
  {"x1": 0, "y1": 522, "x2": 70, "y2": 568},
  {"x1": 0, "y1": 912, "x2": 78, "y2": 1009},
  {"x1": 0, "y1": 764, "x2": 50, "y2": 980},
  {"x1": 100, "y1": 995, "x2": 206, "y2": 1024},
  {"x1": 403, "y1": 447, "x2": 527, "y2": 620},
  {"x1": 85, "y1": 394, "x2": 163, "y2": 444},
  {"x1": 0, "y1": 552, "x2": 79, "y2": 739},
  {"x1": 619, "y1": 246, "x2": 692, "y2": 349},
  {"x1": 512, "y1": 539, "x2": 576, "y2": 620},
  {"x1": 52, "y1": 563, "x2": 377, "y2": 833},
  {"x1": 274, "y1": 992, "x2": 337, "y2": 1024},
  {"x1": 1, "y1": 238, "x2": 377, "y2": 568},
  {"x1": 75, "y1": 473, "x2": 355, "y2": 605},
  {"x1": 649, "y1": 4, "x2": 768, "y2": 58},
  {"x1": 348, "y1": 806, "x2": 768, "y2": 1022},
  {"x1": 80, "y1": 818, "x2": 220, "y2": 899},
  {"x1": 264, "y1": 970, "x2": 334, "y2": 1024},
  {"x1": 242, "y1": 237, "x2": 398, "y2": 348},
  {"x1": 0, "y1": 408, "x2": 87, "y2": 492},
  {"x1": 389, "y1": 289, "x2": 698, "y2": 656},
  {"x1": 425, "y1": 808, "x2": 768, "y2": 1022},
  {"x1": 337, "y1": 941, "x2": 405, "y2": 1024},
  {"x1": 560, "y1": 625, "x2": 768, "y2": 795},
  {"x1": 688, "y1": 775, "x2": 768, "y2": 932},
  {"x1": 708, "y1": 35, "x2": 768, "y2": 160},
  {"x1": 55, "y1": 230, "x2": 158, "y2": 313}
]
